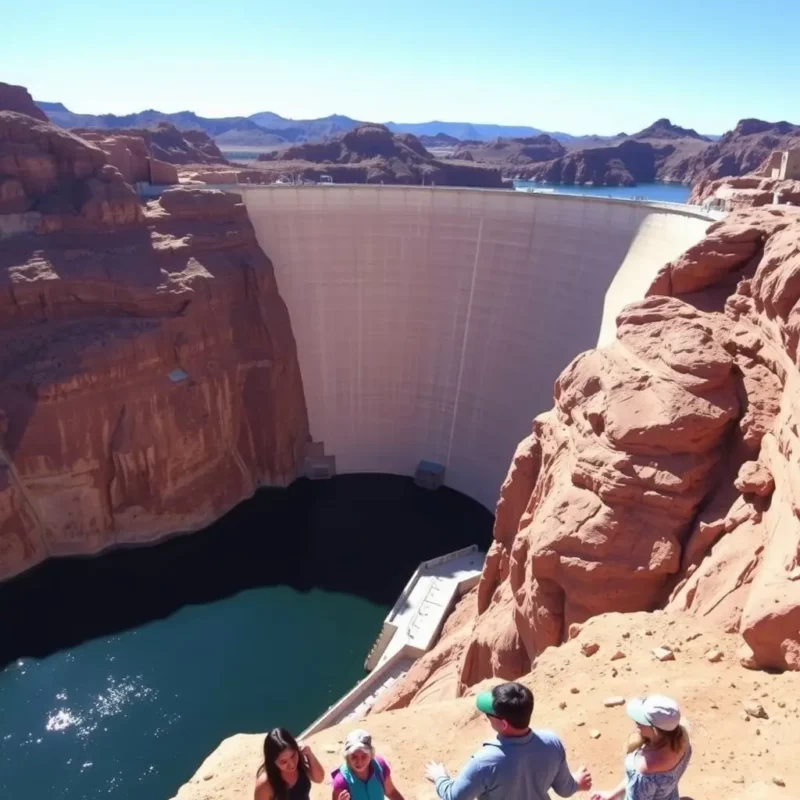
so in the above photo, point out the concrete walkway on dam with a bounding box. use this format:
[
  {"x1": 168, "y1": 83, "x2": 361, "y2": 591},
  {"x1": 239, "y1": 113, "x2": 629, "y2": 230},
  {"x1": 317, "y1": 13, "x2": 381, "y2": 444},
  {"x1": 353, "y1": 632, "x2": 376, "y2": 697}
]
[
  {"x1": 365, "y1": 545, "x2": 484, "y2": 670},
  {"x1": 301, "y1": 546, "x2": 484, "y2": 736},
  {"x1": 241, "y1": 185, "x2": 717, "y2": 512}
]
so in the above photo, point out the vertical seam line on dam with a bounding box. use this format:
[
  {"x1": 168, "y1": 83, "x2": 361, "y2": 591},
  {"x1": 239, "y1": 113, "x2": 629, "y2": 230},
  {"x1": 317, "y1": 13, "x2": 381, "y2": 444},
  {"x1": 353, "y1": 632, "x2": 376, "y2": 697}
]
[{"x1": 446, "y1": 215, "x2": 484, "y2": 470}]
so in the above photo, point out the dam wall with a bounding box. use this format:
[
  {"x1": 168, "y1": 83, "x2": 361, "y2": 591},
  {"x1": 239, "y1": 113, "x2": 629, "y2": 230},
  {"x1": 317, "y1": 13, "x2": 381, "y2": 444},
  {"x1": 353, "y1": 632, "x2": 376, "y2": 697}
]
[{"x1": 243, "y1": 186, "x2": 715, "y2": 510}]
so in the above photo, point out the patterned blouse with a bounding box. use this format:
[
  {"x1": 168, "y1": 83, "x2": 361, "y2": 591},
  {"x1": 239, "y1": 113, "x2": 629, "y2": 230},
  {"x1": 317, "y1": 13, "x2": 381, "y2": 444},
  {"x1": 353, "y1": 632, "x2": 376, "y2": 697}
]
[{"x1": 623, "y1": 745, "x2": 691, "y2": 800}]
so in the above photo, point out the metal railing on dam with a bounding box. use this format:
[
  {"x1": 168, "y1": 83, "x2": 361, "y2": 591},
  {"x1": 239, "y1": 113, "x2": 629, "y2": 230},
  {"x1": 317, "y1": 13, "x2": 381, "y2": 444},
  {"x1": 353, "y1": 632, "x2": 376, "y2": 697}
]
[{"x1": 239, "y1": 185, "x2": 716, "y2": 511}]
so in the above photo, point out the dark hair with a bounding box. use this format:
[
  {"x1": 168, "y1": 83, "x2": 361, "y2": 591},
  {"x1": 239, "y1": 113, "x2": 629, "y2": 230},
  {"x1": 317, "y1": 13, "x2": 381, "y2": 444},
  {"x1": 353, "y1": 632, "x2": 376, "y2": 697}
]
[
  {"x1": 259, "y1": 728, "x2": 306, "y2": 799},
  {"x1": 491, "y1": 682, "x2": 534, "y2": 729}
]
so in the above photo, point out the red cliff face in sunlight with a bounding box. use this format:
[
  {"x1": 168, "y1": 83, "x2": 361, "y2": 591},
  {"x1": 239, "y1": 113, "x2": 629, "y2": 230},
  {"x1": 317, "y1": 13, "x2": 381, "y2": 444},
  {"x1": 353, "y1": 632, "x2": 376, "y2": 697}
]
[
  {"x1": 0, "y1": 111, "x2": 308, "y2": 579},
  {"x1": 373, "y1": 206, "x2": 800, "y2": 714}
]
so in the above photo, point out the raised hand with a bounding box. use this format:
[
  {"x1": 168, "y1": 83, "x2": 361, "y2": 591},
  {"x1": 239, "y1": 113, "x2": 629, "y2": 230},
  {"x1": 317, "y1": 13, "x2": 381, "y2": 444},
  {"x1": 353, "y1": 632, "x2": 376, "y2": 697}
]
[
  {"x1": 424, "y1": 762, "x2": 448, "y2": 783},
  {"x1": 574, "y1": 766, "x2": 592, "y2": 792}
]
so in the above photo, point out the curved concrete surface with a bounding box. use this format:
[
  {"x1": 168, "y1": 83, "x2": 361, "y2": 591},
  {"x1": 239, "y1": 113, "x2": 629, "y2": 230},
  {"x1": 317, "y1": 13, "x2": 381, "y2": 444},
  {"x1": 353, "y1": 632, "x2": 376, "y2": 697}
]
[{"x1": 243, "y1": 186, "x2": 714, "y2": 510}]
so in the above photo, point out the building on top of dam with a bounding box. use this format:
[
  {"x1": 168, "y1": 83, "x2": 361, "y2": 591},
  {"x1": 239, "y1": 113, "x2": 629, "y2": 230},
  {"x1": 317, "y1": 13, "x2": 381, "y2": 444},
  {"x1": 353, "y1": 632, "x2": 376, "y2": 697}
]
[{"x1": 242, "y1": 186, "x2": 716, "y2": 510}]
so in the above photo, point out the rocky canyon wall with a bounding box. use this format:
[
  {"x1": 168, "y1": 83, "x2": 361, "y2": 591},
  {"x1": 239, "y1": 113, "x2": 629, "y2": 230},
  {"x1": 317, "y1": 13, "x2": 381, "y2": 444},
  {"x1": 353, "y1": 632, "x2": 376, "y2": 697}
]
[
  {"x1": 375, "y1": 205, "x2": 800, "y2": 711},
  {"x1": 0, "y1": 111, "x2": 308, "y2": 581}
]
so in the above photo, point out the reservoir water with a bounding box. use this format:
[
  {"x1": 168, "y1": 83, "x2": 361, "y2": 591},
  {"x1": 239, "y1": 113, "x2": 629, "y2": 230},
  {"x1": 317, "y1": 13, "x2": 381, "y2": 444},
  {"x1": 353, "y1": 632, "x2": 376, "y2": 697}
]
[
  {"x1": 0, "y1": 475, "x2": 493, "y2": 800},
  {"x1": 513, "y1": 180, "x2": 691, "y2": 204}
]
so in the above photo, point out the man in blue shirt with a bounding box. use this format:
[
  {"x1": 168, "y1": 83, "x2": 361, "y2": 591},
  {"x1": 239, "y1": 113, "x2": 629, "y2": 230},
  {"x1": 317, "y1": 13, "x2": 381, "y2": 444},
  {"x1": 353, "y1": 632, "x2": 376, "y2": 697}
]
[{"x1": 425, "y1": 682, "x2": 592, "y2": 800}]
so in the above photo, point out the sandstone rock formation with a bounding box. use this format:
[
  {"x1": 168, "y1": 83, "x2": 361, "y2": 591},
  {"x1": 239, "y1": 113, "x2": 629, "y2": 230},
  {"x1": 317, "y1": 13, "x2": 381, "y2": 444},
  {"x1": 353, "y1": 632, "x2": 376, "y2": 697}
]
[
  {"x1": 0, "y1": 113, "x2": 308, "y2": 580},
  {"x1": 418, "y1": 133, "x2": 461, "y2": 147},
  {"x1": 448, "y1": 135, "x2": 567, "y2": 177},
  {"x1": 518, "y1": 118, "x2": 800, "y2": 188},
  {"x1": 523, "y1": 139, "x2": 661, "y2": 186},
  {"x1": 690, "y1": 174, "x2": 800, "y2": 208},
  {"x1": 519, "y1": 120, "x2": 710, "y2": 185},
  {"x1": 73, "y1": 130, "x2": 179, "y2": 185},
  {"x1": 631, "y1": 118, "x2": 706, "y2": 142},
  {"x1": 676, "y1": 119, "x2": 800, "y2": 188},
  {"x1": 180, "y1": 167, "x2": 275, "y2": 185},
  {"x1": 654, "y1": 208, "x2": 800, "y2": 673},
  {"x1": 75, "y1": 123, "x2": 227, "y2": 167},
  {"x1": 0, "y1": 82, "x2": 48, "y2": 122},
  {"x1": 0, "y1": 111, "x2": 143, "y2": 232},
  {"x1": 370, "y1": 206, "x2": 800, "y2": 710},
  {"x1": 256, "y1": 124, "x2": 507, "y2": 188}
]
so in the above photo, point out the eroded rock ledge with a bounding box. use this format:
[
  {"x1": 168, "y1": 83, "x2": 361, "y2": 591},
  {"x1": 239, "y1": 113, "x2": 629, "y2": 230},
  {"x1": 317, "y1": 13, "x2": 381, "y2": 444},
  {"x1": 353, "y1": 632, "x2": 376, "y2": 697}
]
[
  {"x1": 375, "y1": 206, "x2": 800, "y2": 713},
  {"x1": 0, "y1": 112, "x2": 308, "y2": 579}
]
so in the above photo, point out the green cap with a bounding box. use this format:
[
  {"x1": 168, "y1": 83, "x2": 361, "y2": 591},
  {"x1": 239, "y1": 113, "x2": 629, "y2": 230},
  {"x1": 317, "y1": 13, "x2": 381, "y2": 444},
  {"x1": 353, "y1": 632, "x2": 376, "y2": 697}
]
[{"x1": 476, "y1": 691, "x2": 496, "y2": 716}]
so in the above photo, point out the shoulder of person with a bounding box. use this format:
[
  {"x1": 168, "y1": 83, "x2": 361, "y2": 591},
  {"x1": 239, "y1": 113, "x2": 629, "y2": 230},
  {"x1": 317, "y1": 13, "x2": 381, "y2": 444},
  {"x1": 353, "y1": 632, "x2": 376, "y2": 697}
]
[
  {"x1": 635, "y1": 744, "x2": 684, "y2": 775},
  {"x1": 531, "y1": 729, "x2": 564, "y2": 745},
  {"x1": 375, "y1": 754, "x2": 391, "y2": 774},
  {"x1": 254, "y1": 772, "x2": 272, "y2": 800},
  {"x1": 474, "y1": 741, "x2": 508, "y2": 765}
]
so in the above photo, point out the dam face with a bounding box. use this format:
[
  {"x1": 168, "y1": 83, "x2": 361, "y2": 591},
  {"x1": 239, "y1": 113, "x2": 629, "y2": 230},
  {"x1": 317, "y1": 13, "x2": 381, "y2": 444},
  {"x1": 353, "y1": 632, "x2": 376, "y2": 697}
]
[{"x1": 243, "y1": 186, "x2": 714, "y2": 510}]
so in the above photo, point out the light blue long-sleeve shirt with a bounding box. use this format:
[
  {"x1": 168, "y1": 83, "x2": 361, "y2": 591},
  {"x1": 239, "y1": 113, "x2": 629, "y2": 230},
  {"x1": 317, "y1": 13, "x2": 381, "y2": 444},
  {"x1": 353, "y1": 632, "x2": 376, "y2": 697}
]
[{"x1": 434, "y1": 730, "x2": 578, "y2": 800}]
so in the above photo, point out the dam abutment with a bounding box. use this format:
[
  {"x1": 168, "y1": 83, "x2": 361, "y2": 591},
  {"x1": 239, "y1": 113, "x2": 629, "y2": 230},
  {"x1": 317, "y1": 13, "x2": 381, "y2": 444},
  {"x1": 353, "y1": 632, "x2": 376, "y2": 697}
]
[{"x1": 243, "y1": 186, "x2": 715, "y2": 510}]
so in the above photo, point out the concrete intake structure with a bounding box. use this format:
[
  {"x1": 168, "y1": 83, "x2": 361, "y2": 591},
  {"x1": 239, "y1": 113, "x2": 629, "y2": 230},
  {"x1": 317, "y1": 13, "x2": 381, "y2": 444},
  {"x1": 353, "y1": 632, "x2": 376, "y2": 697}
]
[{"x1": 243, "y1": 186, "x2": 716, "y2": 510}]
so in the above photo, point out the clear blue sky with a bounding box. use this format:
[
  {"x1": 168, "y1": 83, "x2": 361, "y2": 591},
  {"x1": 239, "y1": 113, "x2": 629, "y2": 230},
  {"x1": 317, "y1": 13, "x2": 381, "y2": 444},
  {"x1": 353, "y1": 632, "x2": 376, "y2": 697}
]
[{"x1": 4, "y1": 0, "x2": 799, "y2": 135}]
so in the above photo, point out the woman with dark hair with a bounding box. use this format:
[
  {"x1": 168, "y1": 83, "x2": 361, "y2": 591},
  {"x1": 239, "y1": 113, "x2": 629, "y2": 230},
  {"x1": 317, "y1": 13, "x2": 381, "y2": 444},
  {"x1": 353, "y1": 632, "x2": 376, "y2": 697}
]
[{"x1": 255, "y1": 728, "x2": 325, "y2": 800}]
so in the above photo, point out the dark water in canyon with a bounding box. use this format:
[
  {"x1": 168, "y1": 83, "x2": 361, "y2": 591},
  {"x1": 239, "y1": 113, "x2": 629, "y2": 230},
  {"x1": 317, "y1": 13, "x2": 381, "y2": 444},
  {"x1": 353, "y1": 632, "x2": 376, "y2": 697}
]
[{"x1": 0, "y1": 475, "x2": 493, "y2": 800}]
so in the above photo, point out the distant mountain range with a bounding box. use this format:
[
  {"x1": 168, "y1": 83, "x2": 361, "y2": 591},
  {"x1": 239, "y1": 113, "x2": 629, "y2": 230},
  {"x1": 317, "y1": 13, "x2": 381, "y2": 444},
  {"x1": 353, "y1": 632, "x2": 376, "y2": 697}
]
[{"x1": 36, "y1": 100, "x2": 683, "y2": 148}]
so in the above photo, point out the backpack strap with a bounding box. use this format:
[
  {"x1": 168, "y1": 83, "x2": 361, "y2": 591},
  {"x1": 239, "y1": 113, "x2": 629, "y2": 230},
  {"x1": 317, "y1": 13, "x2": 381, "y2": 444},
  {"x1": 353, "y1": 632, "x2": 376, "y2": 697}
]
[{"x1": 371, "y1": 758, "x2": 385, "y2": 788}]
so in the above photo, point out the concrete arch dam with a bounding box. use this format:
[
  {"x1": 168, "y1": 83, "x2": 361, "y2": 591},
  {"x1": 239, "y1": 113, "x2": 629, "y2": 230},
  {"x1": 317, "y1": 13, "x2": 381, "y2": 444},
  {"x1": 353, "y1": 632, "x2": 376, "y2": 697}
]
[{"x1": 242, "y1": 186, "x2": 715, "y2": 511}]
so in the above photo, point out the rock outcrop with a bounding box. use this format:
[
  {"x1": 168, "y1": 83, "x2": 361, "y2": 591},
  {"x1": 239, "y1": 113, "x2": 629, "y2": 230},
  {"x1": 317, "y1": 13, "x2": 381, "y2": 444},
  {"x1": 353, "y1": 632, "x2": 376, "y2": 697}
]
[
  {"x1": 448, "y1": 135, "x2": 567, "y2": 177},
  {"x1": 631, "y1": 118, "x2": 707, "y2": 142},
  {"x1": 0, "y1": 113, "x2": 308, "y2": 580},
  {"x1": 516, "y1": 120, "x2": 710, "y2": 185},
  {"x1": 0, "y1": 111, "x2": 143, "y2": 231},
  {"x1": 256, "y1": 124, "x2": 507, "y2": 188},
  {"x1": 72, "y1": 130, "x2": 179, "y2": 185},
  {"x1": 0, "y1": 82, "x2": 48, "y2": 122},
  {"x1": 654, "y1": 209, "x2": 800, "y2": 673},
  {"x1": 373, "y1": 206, "x2": 800, "y2": 710},
  {"x1": 689, "y1": 174, "x2": 800, "y2": 208},
  {"x1": 675, "y1": 119, "x2": 800, "y2": 188},
  {"x1": 75, "y1": 122, "x2": 227, "y2": 167},
  {"x1": 523, "y1": 139, "x2": 661, "y2": 186},
  {"x1": 419, "y1": 133, "x2": 461, "y2": 147}
]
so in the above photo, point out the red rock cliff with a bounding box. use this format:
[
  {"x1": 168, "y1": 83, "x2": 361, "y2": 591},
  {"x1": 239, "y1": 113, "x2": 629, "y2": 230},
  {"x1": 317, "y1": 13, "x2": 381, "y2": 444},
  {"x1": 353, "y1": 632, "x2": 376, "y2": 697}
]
[
  {"x1": 0, "y1": 82, "x2": 49, "y2": 122},
  {"x1": 374, "y1": 206, "x2": 800, "y2": 712},
  {"x1": 0, "y1": 114, "x2": 308, "y2": 580}
]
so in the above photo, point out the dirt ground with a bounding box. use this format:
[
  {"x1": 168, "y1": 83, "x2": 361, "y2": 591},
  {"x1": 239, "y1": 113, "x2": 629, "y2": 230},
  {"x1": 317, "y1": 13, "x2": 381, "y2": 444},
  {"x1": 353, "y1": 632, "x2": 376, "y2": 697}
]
[{"x1": 174, "y1": 609, "x2": 798, "y2": 800}]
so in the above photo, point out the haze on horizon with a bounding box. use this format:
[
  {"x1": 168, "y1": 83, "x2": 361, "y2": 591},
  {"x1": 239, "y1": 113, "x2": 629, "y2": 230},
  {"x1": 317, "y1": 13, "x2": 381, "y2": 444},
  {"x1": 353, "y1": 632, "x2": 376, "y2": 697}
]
[{"x1": 5, "y1": 0, "x2": 799, "y2": 136}]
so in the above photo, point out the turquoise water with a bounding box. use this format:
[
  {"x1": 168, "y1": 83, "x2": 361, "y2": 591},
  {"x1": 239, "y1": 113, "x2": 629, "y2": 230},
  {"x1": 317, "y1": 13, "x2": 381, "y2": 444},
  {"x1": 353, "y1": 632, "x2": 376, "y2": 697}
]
[
  {"x1": 0, "y1": 587, "x2": 383, "y2": 799},
  {"x1": 513, "y1": 180, "x2": 691, "y2": 204},
  {"x1": 0, "y1": 475, "x2": 493, "y2": 800},
  {"x1": 220, "y1": 150, "x2": 265, "y2": 163}
]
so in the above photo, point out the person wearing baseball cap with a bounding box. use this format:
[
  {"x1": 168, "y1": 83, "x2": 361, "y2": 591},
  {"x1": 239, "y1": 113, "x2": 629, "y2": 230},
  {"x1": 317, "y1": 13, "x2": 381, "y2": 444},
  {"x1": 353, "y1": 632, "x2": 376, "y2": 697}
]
[
  {"x1": 590, "y1": 695, "x2": 692, "y2": 800},
  {"x1": 425, "y1": 681, "x2": 592, "y2": 800},
  {"x1": 331, "y1": 729, "x2": 406, "y2": 800}
]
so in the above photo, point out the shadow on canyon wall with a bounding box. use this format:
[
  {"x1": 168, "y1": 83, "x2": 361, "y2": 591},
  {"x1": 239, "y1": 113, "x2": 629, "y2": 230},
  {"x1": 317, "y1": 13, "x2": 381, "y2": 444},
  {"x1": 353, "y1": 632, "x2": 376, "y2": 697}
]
[{"x1": 0, "y1": 474, "x2": 493, "y2": 669}]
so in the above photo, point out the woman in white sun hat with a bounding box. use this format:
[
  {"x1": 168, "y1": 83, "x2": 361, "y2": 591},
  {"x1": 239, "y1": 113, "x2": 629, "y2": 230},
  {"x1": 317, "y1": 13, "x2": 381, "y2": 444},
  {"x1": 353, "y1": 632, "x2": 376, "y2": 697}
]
[{"x1": 590, "y1": 695, "x2": 691, "y2": 800}]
